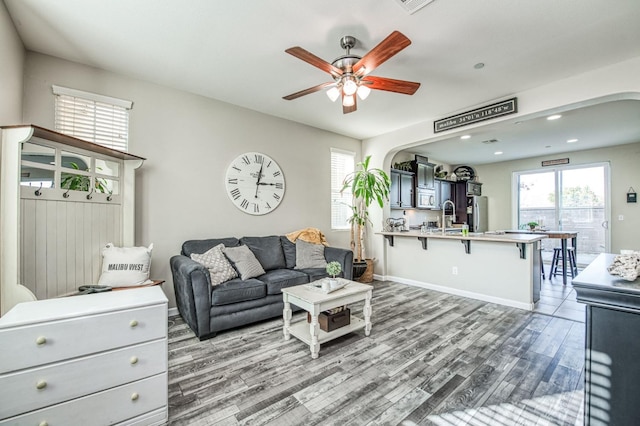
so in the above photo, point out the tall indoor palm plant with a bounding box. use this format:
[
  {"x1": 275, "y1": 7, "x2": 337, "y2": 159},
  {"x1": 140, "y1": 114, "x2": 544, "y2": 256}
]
[{"x1": 341, "y1": 155, "x2": 391, "y2": 262}]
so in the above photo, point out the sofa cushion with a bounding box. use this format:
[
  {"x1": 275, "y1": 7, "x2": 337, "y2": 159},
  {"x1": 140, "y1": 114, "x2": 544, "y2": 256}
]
[
  {"x1": 190, "y1": 244, "x2": 238, "y2": 286},
  {"x1": 223, "y1": 245, "x2": 266, "y2": 280},
  {"x1": 295, "y1": 240, "x2": 327, "y2": 269},
  {"x1": 281, "y1": 236, "x2": 297, "y2": 269},
  {"x1": 259, "y1": 269, "x2": 309, "y2": 295},
  {"x1": 182, "y1": 238, "x2": 240, "y2": 257},
  {"x1": 240, "y1": 236, "x2": 286, "y2": 271},
  {"x1": 211, "y1": 278, "x2": 266, "y2": 306},
  {"x1": 297, "y1": 268, "x2": 332, "y2": 282}
]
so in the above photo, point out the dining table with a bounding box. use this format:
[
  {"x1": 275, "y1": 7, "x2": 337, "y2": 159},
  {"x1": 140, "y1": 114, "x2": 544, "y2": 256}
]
[{"x1": 504, "y1": 230, "x2": 578, "y2": 285}]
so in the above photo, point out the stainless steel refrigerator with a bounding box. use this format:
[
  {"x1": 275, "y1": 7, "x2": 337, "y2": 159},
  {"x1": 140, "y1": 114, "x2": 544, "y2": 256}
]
[{"x1": 467, "y1": 195, "x2": 488, "y2": 232}]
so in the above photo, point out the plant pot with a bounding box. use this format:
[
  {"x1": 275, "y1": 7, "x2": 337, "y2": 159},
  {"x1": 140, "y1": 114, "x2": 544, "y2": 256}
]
[{"x1": 352, "y1": 260, "x2": 368, "y2": 280}]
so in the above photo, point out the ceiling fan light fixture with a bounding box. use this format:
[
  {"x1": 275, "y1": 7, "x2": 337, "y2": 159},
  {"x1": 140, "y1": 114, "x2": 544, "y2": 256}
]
[
  {"x1": 342, "y1": 94, "x2": 355, "y2": 107},
  {"x1": 357, "y1": 85, "x2": 371, "y2": 100},
  {"x1": 343, "y1": 78, "x2": 358, "y2": 96},
  {"x1": 326, "y1": 86, "x2": 340, "y2": 102}
]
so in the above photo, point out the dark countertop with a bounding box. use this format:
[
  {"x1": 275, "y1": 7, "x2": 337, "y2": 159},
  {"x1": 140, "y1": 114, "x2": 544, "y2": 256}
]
[{"x1": 572, "y1": 253, "x2": 640, "y2": 309}]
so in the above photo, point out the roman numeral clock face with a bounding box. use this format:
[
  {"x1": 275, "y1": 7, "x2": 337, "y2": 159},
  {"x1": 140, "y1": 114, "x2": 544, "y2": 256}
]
[{"x1": 225, "y1": 152, "x2": 285, "y2": 215}]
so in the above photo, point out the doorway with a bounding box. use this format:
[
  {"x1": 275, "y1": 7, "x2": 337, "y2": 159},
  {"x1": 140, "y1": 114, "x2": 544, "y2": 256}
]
[{"x1": 515, "y1": 163, "x2": 610, "y2": 266}]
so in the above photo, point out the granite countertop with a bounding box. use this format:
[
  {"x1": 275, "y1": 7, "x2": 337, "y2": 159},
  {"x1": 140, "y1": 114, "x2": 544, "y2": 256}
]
[{"x1": 377, "y1": 230, "x2": 547, "y2": 244}]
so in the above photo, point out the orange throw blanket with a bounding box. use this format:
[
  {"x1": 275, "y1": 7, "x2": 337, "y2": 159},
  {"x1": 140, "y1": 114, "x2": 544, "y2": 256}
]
[{"x1": 286, "y1": 227, "x2": 328, "y2": 246}]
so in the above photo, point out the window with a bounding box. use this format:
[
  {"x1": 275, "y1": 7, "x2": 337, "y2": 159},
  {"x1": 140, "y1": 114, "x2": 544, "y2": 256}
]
[
  {"x1": 53, "y1": 85, "x2": 133, "y2": 151},
  {"x1": 331, "y1": 148, "x2": 355, "y2": 230}
]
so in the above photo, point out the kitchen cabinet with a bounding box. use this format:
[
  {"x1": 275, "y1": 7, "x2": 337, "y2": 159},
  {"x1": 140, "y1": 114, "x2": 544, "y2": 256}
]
[
  {"x1": 435, "y1": 179, "x2": 453, "y2": 210},
  {"x1": 454, "y1": 182, "x2": 468, "y2": 224},
  {"x1": 572, "y1": 254, "x2": 640, "y2": 426},
  {"x1": 413, "y1": 161, "x2": 435, "y2": 189},
  {"x1": 390, "y1": 169, "x2": 415, "y2": 208}
]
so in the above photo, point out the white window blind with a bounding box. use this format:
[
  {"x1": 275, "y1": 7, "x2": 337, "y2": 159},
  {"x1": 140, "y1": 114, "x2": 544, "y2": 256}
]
[
  {"x1": 53, "y1": 85, "x2": 132, "y2": 152},
  {"x1": 331, "y1": 148, "x2": 355, "y2": 230}
]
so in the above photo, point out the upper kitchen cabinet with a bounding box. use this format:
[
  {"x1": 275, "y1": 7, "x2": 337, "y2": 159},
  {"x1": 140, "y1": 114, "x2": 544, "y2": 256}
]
[
  {"x1": 390, "y1": 169, "x2": 415, "y2": 209},
  {"x1": 412, "y1": 155, "x2": 435, "y2": 190},
  {"x1": 435, "y1": 179, "x2": 454, "y2": 210}
]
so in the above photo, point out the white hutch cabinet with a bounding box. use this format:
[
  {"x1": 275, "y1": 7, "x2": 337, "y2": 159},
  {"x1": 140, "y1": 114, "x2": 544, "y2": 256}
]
[
  {"x1": 0, "y1": 126, "x2": 167, "y2": 424},
  {"x1": 1, "y1": 125, "x2": 145, "y2": 313}
]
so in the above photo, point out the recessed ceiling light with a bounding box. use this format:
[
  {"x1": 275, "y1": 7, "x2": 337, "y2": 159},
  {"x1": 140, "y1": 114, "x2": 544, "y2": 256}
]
[
  {"x1": 474, "y1": 62, "x2": 485, "y2": 69},
  {"x1": 460, "y1": 135, "x2": 471, "y2": 140},
  {"x1": 547, "y1": 114, "x2": 562, "y2": 121},
  {"x1": 494, "y1": 151, "x2": 503, "y2": 155},
  {"x1": 567, "y1": 138, "x2": 578, "y2": 143}
]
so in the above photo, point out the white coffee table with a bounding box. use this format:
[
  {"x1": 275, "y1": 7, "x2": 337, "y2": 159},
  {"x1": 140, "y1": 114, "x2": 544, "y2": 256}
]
[{"x1": 281, "y1": 278, "x2": 373, "y2": 359}]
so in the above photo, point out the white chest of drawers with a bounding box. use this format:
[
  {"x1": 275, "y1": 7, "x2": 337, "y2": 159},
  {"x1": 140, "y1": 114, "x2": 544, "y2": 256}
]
[{"x1": 0, "y1": 286, "x2": 168, "y2": 425}]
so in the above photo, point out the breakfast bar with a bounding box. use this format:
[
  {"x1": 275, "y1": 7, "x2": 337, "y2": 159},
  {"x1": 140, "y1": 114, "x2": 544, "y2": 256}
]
[{"x1": 378, "y1": 231, "x2": 547, "y2": 310}]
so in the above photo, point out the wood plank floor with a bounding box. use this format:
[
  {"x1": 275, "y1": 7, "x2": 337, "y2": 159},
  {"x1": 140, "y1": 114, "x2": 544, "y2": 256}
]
[{"x1": 167, "y1": 281, "x2": 585, "y2": 425}]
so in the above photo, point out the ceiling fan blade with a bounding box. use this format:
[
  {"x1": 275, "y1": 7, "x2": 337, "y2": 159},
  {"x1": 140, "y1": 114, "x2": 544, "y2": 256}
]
[
  {"x1": 361, "y1": 76, "x2": 420, "y2": 95},
  {"x1": 353, "y1": 31, "x2": 412, "y2": 75},
  {"x1": 285, "y1": 46, "x2": 343, "y2": 77},
  {"x1": 283, "y1": 82, "x2": 335, "y2": 101},
  {"x1": 342, "y1": 94, "x2": 357, "y2": 114}
]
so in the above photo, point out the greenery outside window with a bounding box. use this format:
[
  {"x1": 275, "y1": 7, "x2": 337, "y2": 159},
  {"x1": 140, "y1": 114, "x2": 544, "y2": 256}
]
[{"x1": 331, "y1": 148, "x2": 355, "y2": 230}]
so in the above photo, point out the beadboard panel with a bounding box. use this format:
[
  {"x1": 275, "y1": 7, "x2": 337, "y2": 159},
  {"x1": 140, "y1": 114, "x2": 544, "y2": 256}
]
[{"x1": 20, "y1": 198, "x2": 122, "y2": 297}]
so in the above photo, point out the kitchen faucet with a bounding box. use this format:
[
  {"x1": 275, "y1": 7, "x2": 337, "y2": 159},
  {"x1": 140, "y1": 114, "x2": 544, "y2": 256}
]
[{"x1": 442, "y1": 200, "x2": 456, "y2": 234}]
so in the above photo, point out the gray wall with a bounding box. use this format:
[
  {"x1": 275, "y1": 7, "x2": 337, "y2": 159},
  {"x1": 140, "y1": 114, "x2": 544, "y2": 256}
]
[
  {"x1": 22, "y1": 52, "x2": 361, "y2": 308},
  {"x1": 0, "y1": 1, "x2": 24, "y2": 124},
  {"x1": 475, "y1": 142, "x2": 640, "y2": 253}
]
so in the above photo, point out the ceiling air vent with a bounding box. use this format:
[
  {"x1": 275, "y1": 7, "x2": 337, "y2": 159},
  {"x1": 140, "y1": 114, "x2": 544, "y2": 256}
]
[
  {"x1": 481, "y1": 139, "x2": 499, "y2": 144},
  {"x1": 393, "y1": 0, "x2": 436, "y2": 15}
]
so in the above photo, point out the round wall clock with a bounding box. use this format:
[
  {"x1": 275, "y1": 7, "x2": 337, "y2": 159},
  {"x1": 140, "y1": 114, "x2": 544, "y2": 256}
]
[{"x1": 225, "y1": 152, "x2": 285, "y2": 215}]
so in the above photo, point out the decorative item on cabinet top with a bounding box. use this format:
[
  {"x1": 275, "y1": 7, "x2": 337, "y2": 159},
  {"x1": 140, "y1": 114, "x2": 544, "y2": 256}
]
[
  {"x1": 392, "y1": 160, "x2": 413, "y2": 171},
  {"x1": 452, "y1": 165, "x2": 476, "y2": 181}
]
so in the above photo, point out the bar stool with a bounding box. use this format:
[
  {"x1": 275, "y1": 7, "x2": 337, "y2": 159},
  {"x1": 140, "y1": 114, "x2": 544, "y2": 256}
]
[{"x1": 550, "y1": 247, "x2": 578, "y2": 278}]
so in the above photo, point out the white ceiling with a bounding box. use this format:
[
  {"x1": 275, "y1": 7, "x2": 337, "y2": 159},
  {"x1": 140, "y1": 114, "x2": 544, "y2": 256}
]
[{"x1": 5, "y1": 0, "x2": 640, "y2": 164}]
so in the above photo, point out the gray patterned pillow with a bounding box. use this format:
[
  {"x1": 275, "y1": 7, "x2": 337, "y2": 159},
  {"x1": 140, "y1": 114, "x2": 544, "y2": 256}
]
[
  {"x1": 191, "y1": 244, "x2": 238, "y2": 286},
  {"x1": 294, "y1": 240, "x2": 327, "y2": 269},
  {"x1": 223, "y1": 245, "x2": 266, "y2": 280}
]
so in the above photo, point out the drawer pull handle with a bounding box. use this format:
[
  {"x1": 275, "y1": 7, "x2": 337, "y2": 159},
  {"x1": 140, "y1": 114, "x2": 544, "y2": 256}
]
[
  {"x1": 130, "y1": 356, "x2": 139, "y2": 365},
  {"x1": 39, "y1": 422, "x2": 48, "y2": 426},
  {"x1": 131, "y1": 392, "x2": 139, "y2": 401},
  {"x1": 36, "y1": 336, "x2": 47, "y2": 345},
  {"x1": 36, "y1": 380, "x2": 47, "y2": 390},
  {"x1": 129, "y1": 319, "x2": 138, "y2": 328}
]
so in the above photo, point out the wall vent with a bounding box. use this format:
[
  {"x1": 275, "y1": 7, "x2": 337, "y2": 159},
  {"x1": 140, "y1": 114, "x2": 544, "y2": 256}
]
[
  {"x1": 393, "y1": 0, "x2": 436, "y2": 15},
  {"x1": 481, "y1": 139, "x2": 499, "y2": 144}
]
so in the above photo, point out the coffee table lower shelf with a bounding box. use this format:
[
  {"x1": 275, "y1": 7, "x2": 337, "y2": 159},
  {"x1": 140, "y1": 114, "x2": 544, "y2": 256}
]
[
  {"x1": 288, "y1": 316, "x2": 365, "y2": 345},
  {"x1": 281, "y1": 280, "x2": 373, "y2": 359}
]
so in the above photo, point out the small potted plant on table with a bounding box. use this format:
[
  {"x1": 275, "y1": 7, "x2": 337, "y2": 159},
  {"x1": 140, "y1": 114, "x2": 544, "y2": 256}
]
[
  {"x1": 326, "y1": 261, "x2": 342, "y2": 289},
  {"x1": 527, "y1": 221, "x2": 539, "y2": 230}
]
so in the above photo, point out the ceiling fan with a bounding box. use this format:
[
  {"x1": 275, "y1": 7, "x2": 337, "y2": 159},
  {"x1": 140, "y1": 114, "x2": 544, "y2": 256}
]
[{"x1": 283, "y1": 31, "x2": 421, "y2": 114}]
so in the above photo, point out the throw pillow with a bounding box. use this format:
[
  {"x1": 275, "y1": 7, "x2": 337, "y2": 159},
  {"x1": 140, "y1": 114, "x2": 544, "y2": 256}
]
[
  {"x1": 98, "y1": 243, "x2": 153, "y2": 287},
  {"x1": 295, "y1": 239, "x2": 327, "y2": 269},
  {"x1": 191, "y1": 244, "x2": 238, "y2": 286},
  {"x1": 223, "y1": 245, "x2": 266, "y2": 280},
  {"x1": 240, "y1": 236, "x2": 286, "y2": 271}
]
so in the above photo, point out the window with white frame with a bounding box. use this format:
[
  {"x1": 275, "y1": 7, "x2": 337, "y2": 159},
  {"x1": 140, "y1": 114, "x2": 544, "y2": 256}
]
[
  {"x1": 331, "y1": 148, "x2": 355, "y2": 230},
  {"x1": 53, "y1": 85, "x2": 133, "y2": 152}
]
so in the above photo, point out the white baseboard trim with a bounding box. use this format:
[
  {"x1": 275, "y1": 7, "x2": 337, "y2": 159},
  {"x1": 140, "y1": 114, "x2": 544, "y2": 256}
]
[
  {"x1": 168, "y1": 307, "x2": 179, "y2": 317},
  {"x1": 380, "y1": 275, "x2": 534, "y2": 311}
]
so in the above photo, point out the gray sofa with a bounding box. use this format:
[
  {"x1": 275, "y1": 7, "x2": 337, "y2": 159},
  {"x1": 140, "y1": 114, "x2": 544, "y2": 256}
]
[{"x1": 170, "y1": 235, "x2": 353, "y2": 340}]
